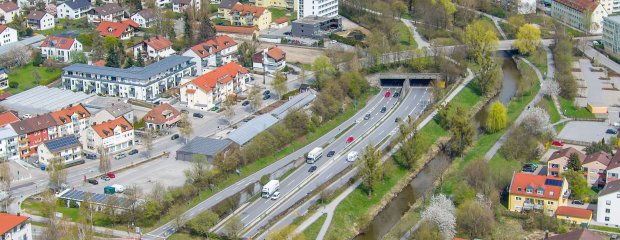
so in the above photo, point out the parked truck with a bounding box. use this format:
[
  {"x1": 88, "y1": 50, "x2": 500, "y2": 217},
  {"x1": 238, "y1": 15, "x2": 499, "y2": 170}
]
[
  {"x1": 306, "y1": 147, "x2": 324, "y2": 164},
  {"x1": 262, "y1": 180, "x2": 280, "y2": 198},
  {"x1": 104, "y1": 185, "x2": 125, "y2": 194}
]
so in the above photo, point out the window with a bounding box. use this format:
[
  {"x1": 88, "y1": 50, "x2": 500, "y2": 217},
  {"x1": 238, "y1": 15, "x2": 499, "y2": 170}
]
[
  {"x1": 608, "y1": 200, "x2": 612, "y2": 205},
  {"x1": 548, "y1": 201, "x2": 554, "y2": 205},
  {"x1": 516, "y1": 197, "x2": 522, "y2": 201},
  {"x1": 617, "y1": 193, "x2": 620, "y2": 198},
  {"x1": 526, "y1": 187, "x2": 533, "y2": 193},
  {"x1": 606, "y1": 217, "x2": 610, "y2": 221},
  {"x1": 606, "y1": 208, "x2": 611, "y2": 213}
]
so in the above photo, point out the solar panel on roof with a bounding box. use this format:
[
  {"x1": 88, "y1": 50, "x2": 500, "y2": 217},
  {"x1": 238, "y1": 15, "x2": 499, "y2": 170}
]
[{"x1": 545, "y1": 179, "x2": 563, "y2": 187}]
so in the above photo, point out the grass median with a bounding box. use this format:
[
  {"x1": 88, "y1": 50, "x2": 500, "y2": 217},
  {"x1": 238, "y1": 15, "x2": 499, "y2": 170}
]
[{"x1": 559, "y1": 97, "x2": 595, "y2": 118}]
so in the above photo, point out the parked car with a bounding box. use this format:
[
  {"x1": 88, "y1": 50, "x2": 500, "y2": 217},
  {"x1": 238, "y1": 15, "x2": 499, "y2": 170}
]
[
  {"x1": 271, "y1": 191, "x2": 281, "y2": 200},
  {"x1": 180, "y1": 109, "x2": 189, "y2": 114},
  {"x1": 106, "y1": 172, "x2": 116, "y2": 178},
  {"x1": 525, "y1": 162, "x2": 539, "y2": 169},
  {"x1": 114, "y1": 153, "x2": 126, "y2": 160},
  {"x1": 309, "y1": 166, "x2": 317, "y2": 172},
  {"x1": 347, "y1": 136, "x2": 354, "y2": 143},
  {"x1": 607, "y1": 129, "x2": 618, "y2": 134},
  {"x1": 385, "y1": 91, "x2": 391, "y2": 98},
  {"x1": 327, "y1": 150, "x2": 335, "y2": 157},
  {"x1": 610, "y1": 234, "x2": 618, "y2": 240},
  {"x1": 395, "y1": 117, "x2": 402, "y2": 122},
  {"x1": 347, "y1": 151, "x2": 359, "y2": 162},
  {"x1": 263, "y1": 90, "x2": 271, "y2": 95},
  {"x1": 364, "y1": 113, "x2": 371, "y2": 120},
  {"x1": 522, "y1": 164, "x2": 537, "y2": 172},
  {"x1": 242, "y1": 100, "x2": 250, "y2": 106},
  {"x1": 100, "y1": 175, "x2": 110, "y2": 181},
  {"x1": 193, "y1": 112, "x2": 204, "y2": 118},
  {"x1": 84, "y1": 153, "x2": 97, "y2": 160},
  {"x1": 211, "y1": 106, "x2": 219, "y2": 111},
  {"x1": 380, "y1": 106, "x2": 387, "y2": 113},
  {"x1": 262, "y1": 94, "x2": 271, "y2": 100},
  {"x1": 87, "y1": 179, "x2": 98, "y2": 185},
  {"x1": 572, "y1": 199, "x2": 584, "y2": 205},
  {"x1": 171, "y1": 134, "x2": 180, "y2": 140},
  {"x1": 393, "y1": 91, "x2": 400, "y2": 98},
  {"x1": 551, "y1": 141, "x2": 564, "y2": 147},
  {"x1": 128, "y1": 149, "x2": 138, "y2": 155}
]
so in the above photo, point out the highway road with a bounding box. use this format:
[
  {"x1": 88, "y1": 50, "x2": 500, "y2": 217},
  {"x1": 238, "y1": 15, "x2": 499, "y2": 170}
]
[
  {"x1": 144, "y1": 87, "x2": 406, "y2": 239},
  {"x1": 214, "y1": 87, "x2": 430, "y2": 238}
]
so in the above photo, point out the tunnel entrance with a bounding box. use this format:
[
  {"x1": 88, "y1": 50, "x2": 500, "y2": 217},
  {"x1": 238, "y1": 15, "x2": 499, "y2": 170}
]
[
  {"x1": 380, "y1": 78, "x2": 406, "y2": 87},
  {"x1": 409, "y1": 78, "x2": 432, "y2": 87}
]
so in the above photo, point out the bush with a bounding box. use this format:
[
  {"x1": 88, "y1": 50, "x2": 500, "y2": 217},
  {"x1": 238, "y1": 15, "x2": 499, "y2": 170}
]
[{"x1": 8, "y1": 82, "x2": 18, "y2": 88}]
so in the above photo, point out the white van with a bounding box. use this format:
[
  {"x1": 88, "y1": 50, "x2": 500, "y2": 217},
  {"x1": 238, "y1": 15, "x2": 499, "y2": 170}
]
[{"x1": 347, "y1": 151, "x2": 359, "y2": 162}]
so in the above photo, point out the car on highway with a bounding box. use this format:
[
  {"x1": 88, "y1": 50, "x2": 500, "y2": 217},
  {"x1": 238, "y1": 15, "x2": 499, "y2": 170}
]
[
  {"x1": 271, "y1": 191, "x2": 280, "y2": 200},
  {"x1": 309, "y1": 166, "x2": 317, "y2": 172},
  {"x1": 385, "y1": 91, "x2": 391, "y2": 98},
  {"x1": 263, "y1": 94, "x2": 271, "y2": 100},
  {"x1": 393, "y1": 91, "x2": 400, "y2": 98},
  {"x1": 106, "y1": 172, "x2": 116, "y2": 178},
  {"x1": 171, "y1": 134, "x2": 179, "y2": 140},
  {"x1": 193, "y1": 112, "x2": 204, "y2": 118},
  {"x1": 380, "y1": 106, "x2": 387, "y2": 113},
  {"x1": 114, "y1": 153, "x2": 126, "y2": 160},
  {"x1": 347, "y1": 136, "x2": 354, "y2": 143},
  {"x1": 263, "y1": 90, "x2": 270, "y2": 95},
  {"x1": 347, "y1": 151, "x2": 359, "y2": 162},
  {"x1": 87, "y1": 179, "x2": 98, "y2": 185},
  {"x1": 327, "y1": 150, "x2": 335, "y2": 157},
  {"x1": 364, "y1": 113, "x2": 371, "y2": 120},
  {"x1": 242, "y1": 100, "x2": 250, "y2": 106},
  {"x1": 100, "y1": 175, "x2": 110, "y2": 181},
  {"x1": 607, "y1": 129, "x2": 618, "y2": 134},
  {"x1": 128, "y1": 149, "x2": 138, "y2": 155},
  {"x1": 243, "y1": 116, "x2": 255, "y2": 122}
]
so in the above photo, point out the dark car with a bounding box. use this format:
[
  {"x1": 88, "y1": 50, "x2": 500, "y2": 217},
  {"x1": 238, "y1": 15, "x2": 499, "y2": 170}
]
[
  {"x1": 263, "y1": 94, "x2": 271, "y2": 100},
  {"x1": 263, "y1": 90, "x2": 271, "y2": 95},
  {"x1": 393, "y1": 92, "x2": 400, "y2": 98},
  {"x1": 87, "y1": 179, "x2": 98, "y2": 185},
  {"x1": 522, "y1": 164, "x2": 536, "y2": 173},
  {"x1": 327, "y1": 150, "x2": 335, "y2": 157},
  {"x1": 309, "y1": 166, "x2": 317, "y2": 172},
  {"x1": 193, "y1": 112, "x2": 204, "y2": 118},
  {"x1": 84, "y1": 153, "x2": 97, "y2": 160},
  {"x1": 572, "y1": 199, "x2": 584, "y2": 205},
  {"x1": 171, "y1": 134, "x2": 180, "y2": 140},
  {"x1": 242, "y1": 100, "x2": 250, "y2": 106},
  {"x1": 100, "y1": 175, "x2": 110, "y2": 181},
  {"x1": 395, "y1": 117, "x2": 401, "y2": 123},
  {"x1": 364, "y1": 113, "x2": 371, "y2": 120},
  {"x1": 128, "y1": 149, "x2": 139, "y2": 155},
  {"x1": 380, "y1": 106, "x2": 387, "y2": 113},
  {"x1": 606, "y1": 129, "x2": 618, "y2": 134}
]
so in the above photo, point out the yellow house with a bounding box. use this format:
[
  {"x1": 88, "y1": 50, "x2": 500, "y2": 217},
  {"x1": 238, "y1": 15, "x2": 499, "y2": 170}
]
[
  {"x1": 555, "y1": 206, "x2": 593, "y2": 226},
  {"x1": 547, "y1": 147, "x2": 585, "y2": 177},
  {"x1": 218, "y1": 3, "x2": 272, "y2": 30},
  {"x1": 508, "y1": 172, "x2": 570, "y2": 216}
]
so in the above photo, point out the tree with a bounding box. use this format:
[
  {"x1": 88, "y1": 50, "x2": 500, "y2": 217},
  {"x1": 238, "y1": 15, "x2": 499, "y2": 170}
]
[
  {"x1": 421, "y1": 194, "x2": 456, "y2": 240},
  {"x1": 237, "y1": 41, "x2": 257, "y2": 67},
  {"x1": 299, "y1": 68, "x2": 307, "y2": 85},
  {"x1": 514, "y1": 24, "x2": 542, "y2": 55},
  {"x1": 142, "y1": 128, "x2": 155, "y2": 158},
  {"x1": 567, "y1": 153, "x2": 582, "y2": 171},
  {"x1": 457, "y1": 199, "x2": 495, "y2": 238},
  {"x1": 42, "y1": 190, "x2": 66, "y2": 239},
  {"x1": 124, "y1": 184, "x2": 143, "y2": 225},
  {"x1": 77, "y1": 192, "x2": 95, "y2": 240},
  {"x1": 448, "y1": 107, "x2": 474, "y2": 157},
  {"x1": 464, "y1": 20, "x2": 499, "y2": 65},
  {"x1": 105, "y1": 47, "x2": 120, "y2": 68},
  {"x1": 183, "y1": 11, "x2": 193, "y2": 44},
  {"x1": 485, "y1": 101, "x2": 507, "y2": 133},
  {"x1": 542, "y1": 80, "x2": 560, "y2": 97},
  {"x1": 283, "y1": 108, "x2": 310, "y2": 136},
  {"x1": 476, "y1": 57, "x2": 503, "y2": 95},
  {"x1": 178, "y1": 113, "x2": 193, "y2": 143},
  {"x1": 199, "y1": 19, "x2": 216, "y2": 41},
  {"x1": 224, "y1": 216, "x2": 243, "y2": 239},
  {"x1": 521, "y1": 107, "x2": 552, "y2": 136},
  {"x1": 396, "y1": 126, "x2": 419, "y2": 169},
  {"x1": 222, "y1": 95, "x2": 236, "y2": 124},
  {"x1": 507, "y1": 15, "x2": 526, "y2": 29},
  {"x1": 136, "y1": 50, "x2": 145, "y2": 67},
  {"x1": 499, "y1": 126, "x2": 541, "y2": 163},
  {"x1": 187, "y1": 210, "x2": 218, "y2": 237},
  {"x1": 124, "y1": 55, "x2": 135, "y2": 68},
  {"x1": 213, "y1": 147, "x2": 240, "y2": 173},
  {"x1": 562, "y1": 170, "x2": 589, "y2": 200},
  {"x1": 584, "y1": 140, "x2": 613, "y2": 155},
  {"x1": 271, "y1": 70, "x2": 287, "y2": 98},
  {"x1": 414, "y1": 221, "x2": 443, "y2": 240},
  {"x1": 48, "y1": 158, "x2": 67, "y2": 190},
  {"x1": 248, "y1": 85, "x2": 263, "y2": 111},
  {"x1": 312, "y1": 56, "x2": 336, "y2": 89},
  {"x1": 32, "y1": 50, "x2": 43, "y2": 66},
  {"x1": 0, "y1": 162, "x2": 11, "y2": 211},
  {"x1": 70, "y1": 51, "x2": 87, "y2": 64},
  {"x1": 358, "y1": 144, "x2": 383, "y2": 197},
  {"x1": 98, "y1": 146, "x2": 111, "y2": 173},
  {"x1": 463, "y1": 158, "x2": 490, "y2": 192}
]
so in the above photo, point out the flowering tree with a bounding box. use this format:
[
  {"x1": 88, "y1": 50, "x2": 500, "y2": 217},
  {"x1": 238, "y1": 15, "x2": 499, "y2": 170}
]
[
  {"x1": 542, "y1": 80, "x2": 561, "y2": 97},
  {"x1": 522, "y1": 107, "x2": 552, "y2": 136},
  {"x1": 421, "y1": 194, "x2": 456, "y2": 240},
  {"x1": 45, "y1": 4, "x2": 57, "y2": 16}
]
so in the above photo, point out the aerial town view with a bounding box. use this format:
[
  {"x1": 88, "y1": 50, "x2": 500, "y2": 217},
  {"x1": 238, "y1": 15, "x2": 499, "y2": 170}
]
[{"x1": 3, "y1": 0, "x2": 620, "y2": 239}]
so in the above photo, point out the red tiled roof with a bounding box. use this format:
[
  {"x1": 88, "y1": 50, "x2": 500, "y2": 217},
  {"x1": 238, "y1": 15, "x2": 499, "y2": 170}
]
[
  {"x1": 509, "y1": 172, "x2": 565, "y2": 200},
  {"x1": 49, "y1": 104, "x2": 90, "y2": 125},
  {"x1": 186, "y1": 89, "x2": 196, "y2": 94},
  {"x1": 41, "y1": 36, "x2": 76, "y2": 50},
  {"x1": 92, "y1": 117, "x2": 132, "y2": 139},
  {"x1": 188, "y1": 61, "x2": 247, "y2": 93},
  {"x1": 214, "y1": 25, "x2": 257, "y2": 35},
  {"x1": 93, "y1": 60, "x2": 106, "y2": 66},
  {"x1": 549, "y1": 147, "x2": 585, "y2": 162},
  {"x1": 0, "y1": 1, "x2": 19, "y2": 12},
  {"x1": 190, "y1": 35, "x2": 237, "y2": 58},
  {"x1": 0, "y1": 24, "x2": 8, "y2": 34},
  {"x1": 555, "y1": 206, "x2": 592, "y2": 219},
  {"x1": 231, "y1": 3, "x2": 266, "y2": 18},
  {"x1": 144, "y1": 103, "x2": 180, "y2": 125},
  {"x1": 0, "y1": 111, "x2": 19, "y2": 127},
  {"x1": 96, "y1": 20, "x2": 139, "y2": 38},
  {"x1": 266, "y1": 46, "x2": 285, "y2": 61},
  {"x1": 553, "y1": 0, "x2": 599, "y2": 12},
  {"x1": 143, "y1": 35, "x2": 173, "y2": 51},
  {"x1": 273, "y1": 16, "x2": 288, "y2": 24},
  {"x1": 547, "y1": 228, "x2": 604, "y2": 240},
  {"x1": 0, "y1": 213, "x2": 29, "y2": 235},
  {"x1": 583, "y1": 151, "x2": 612, "y2": 166}
]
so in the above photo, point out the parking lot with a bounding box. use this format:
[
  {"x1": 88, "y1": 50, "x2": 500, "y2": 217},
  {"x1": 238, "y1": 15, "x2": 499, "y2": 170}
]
[{"x1": 557, "y1": 121, "x2": 614, "y2": 144}]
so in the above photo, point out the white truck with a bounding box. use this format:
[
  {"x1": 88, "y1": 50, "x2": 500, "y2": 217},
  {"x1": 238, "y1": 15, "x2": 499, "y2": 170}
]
[
  {"x1": 262, "y1": 180, "x2": 280, "y2": 198},
  {"x1": 111, "y1": 184, "x2": 125, "y2": 193},
  {"x1": 306, "y1": 147, "x2": 324, "y2": 164}
]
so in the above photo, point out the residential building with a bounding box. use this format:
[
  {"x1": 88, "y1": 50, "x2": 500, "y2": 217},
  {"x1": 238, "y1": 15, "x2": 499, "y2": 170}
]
[
  {"x1": 555, "y1": 206, "x2": 592, "y2": 226},
  {"x1": 26, "y1": 11, "x2": 55, "y2": 30},
  {"x1": 40, "y1": 36, "x2": 83, "y2": 63},
  {"x1": 597, "y1": 179, "x2": 620, "y2": 227},
  {"x1": 271, "y1": 16, "x2": 289, "y2": 28},
  {"x1": 0, "y1": 66, "x2": 8, "y2": 90},
  {"x1": 0, "y1": 24, "x2": 17, "y2": 46},
  {"x1": 252, "y1": 46, "x2": 286, "y2": 73},
  {"x1": 297, "y1": 0, "x2": 337, "y2": 18},
  {"x1": 0, "y1": 2, "x2": 19, "y2": 23},
  {"x1": 95, "y1": 20, "x2": 139, "y2": 40},
  {"x1": 547, "y1": 147, "x2": 585, "y2": 177},
  {"x1": 152, "y1": 0, "x2": 171, "y2": 8},
  {"x1": 547, "y1": 228, "x2": 604, "y2": 240},
  {"x1": 217, "y1": 0, "x2": 239, "y2": 19},
  {"x1": 291, "y1": 15, "x2": 342, "y2": 39},
  {"x1": 176, "y1": 137, "x2": 235, "y2": 162},
  {"x1": 602, "y1": 16, "x2": 620, "y2": 58},
  {"x1": 37, "y1": 135, "x2": 82, "y2": 165},
  {"x1": 508, "y1": 172, "x2": 569, "y2": 215},
  {"x1": 132, "y1": 35, "x2": 175, "y2": 61},
  {"x1": 181, "y1": 61, "x2": 249, "y2": 110},
  {"x1": 84, "y1": 117, "x2": 133, "y2": 152},
  {"x1": 182, "y1": 35, "x2": 238, "y2": 73},
  {"x1": 0, "y1": 213, "x2": 31, "y2": 240},
  {"x1": 219, "y1": 3, "x2": 271, "y2": 30},
  {"x1": 501, "y1": 0, "x2": 537, "y2": 14},
  {"x1": 10, "y1": 114, "x2": 58, "y2": 158},
  {"x1": 61, "y1": 55, "x2": 196, "y2": 103},
  {"x1": 130, "y1": 9, "x2": 156, "y2": 28},
  {"x1": 551, "y1": 0, "x2": 608, "y2": 34},
  {"x1": 255, "y1": 0, "x2": 292, "y2": 9},
  {"x1": 87, "y1": 3, "x2": 125, "y2": 23},
  {"x1": 172, "y1": 0, "x2": 201, "y2": 12},
  {"x1": 0, "y1": 125, "x2": 18, "y2": 161},
  {"x1": 57, "y1": 0, "x2": 92, "y2": 20},
  {"x1": 214, "y1": 25, "x2": 259, "y2": 38},
  {"x1": 143, "y1": 103, "x2": 180, "y2": 129},
  {"x1": 88, "y1": 100, "x2": 134, "y2": 125},
  {"x1": 49, "y1": 104, "x2": 91, "y2": 137},
  {"x1": 0, "y1": 111, "x2": 19, "y2": 127},
  {"x1": 607, "y1": 153, "x2": 620, "y2": 182},
  {"x1": 17, "y1": 0, "x2": 51, "y2": 9},
  {"x1": 582, "y1": 151, "x2": 612, "y2": 187}
]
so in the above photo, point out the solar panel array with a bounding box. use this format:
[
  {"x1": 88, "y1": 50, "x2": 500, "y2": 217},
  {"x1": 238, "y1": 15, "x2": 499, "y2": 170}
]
[
  {"x1": 59, "y1": 189, "x2": 137, "y2": 209},
  {"x1": 44, "y1": 135, "x2": 80, "y2": 152},
  {"x1": 545, "y1": 179, "x2": 564, "y2": 187}
]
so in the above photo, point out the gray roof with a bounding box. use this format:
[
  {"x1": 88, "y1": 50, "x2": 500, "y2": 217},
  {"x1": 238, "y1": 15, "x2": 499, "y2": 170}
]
[
  {"x1": 43, "y1": 135, "x2": 81, "y2": 152},
  {"x1": 294, "y1": 15, "x2": 337, "y2": 25},
  {"x1": 63, "y1": 55, "x2": 192, "y2": 82},
  {"x1": 82, "y1": 97, "x2": 133, "y2": 118},
  {"x1": 63, "y1": 0, "x2": 91, "y2": 10},
  {"x1": 599, "y1": 180, "x2": 620, "y2": 197},
  {"x1": 58, "y1": 189, "x2": 138, "y2": 209},
  {"x1": 27, "y1": 10, "x2": 48, "y2": 20},
  {"x1": 0, "y1": 86, "x2": 95, "y2": 116},
  {"x1": 0, "y1": 35, "x2": 45, "y2": 56},
  {"x1": 134, "y1": 9, "x2": 155, "y2": 19},
  {"x1": 227, "y1": 114, "x2": 278, "y2": 145},
  {"x1": 176, "y1": 137, "x2": 233, "y2": 157},
  {"x1": 270, "y1": 91, "x2": 316, "y2": 120},
  {"x1": 219, "y1": 0, "x2": 238, "y2": 9},
  {"x1": 606, "y1": 15, "x2": 620, "y2": 24},
  {"x1": 0, "y1": 125, "x2": 16, "y2": 139},
  {"x1": 92, "y1": 3, "x2": 123, "y2": 15}
]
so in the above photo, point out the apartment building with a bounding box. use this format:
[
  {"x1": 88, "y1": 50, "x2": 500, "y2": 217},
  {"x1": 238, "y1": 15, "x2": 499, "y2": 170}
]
[
  {"x1": 182, "y1": 35, "x2": 238, "y2": 73},
  {"x1": 172, "y1": 0, "x2": 201, "y2": 12},
  {"x1": 37, "y1": 135, "x2": 83, "y2": 165},
  {"x1": 84, "y1": 117, "x2": 133, "y2": 153},
  {"x1": 597, "y1": 180, "x2": 620, "y2": 227},
  {"x1": 61, "y1": 55, "x2": 196, "y2": 103},
  {"x1": 40, "y1": 36, "x2": 83, "y2": 63},
  {"x1": 603, "y1": 16, "x2": 620, "y2": 58},
  {"x1": 49, "y1": 104, "x2": 91, "y2": 138},
  {"x1": 608, "y1": 154, "x2": 620, "y2": 182},
  {"x1": 132, "y1": 35, "x2": 175, "y2": 61},
  {"x1": 582, "y1": 152, "x2": 612, "y2": 187},
  {"x1": 252, "y1": 46, "x2": 286, "y2": 73},
  {"x1": 0, "y1": 213, "x2": 31, "y2": 240},
  {"x1": 26, "y1": 11, "x2": 55, "y2": 30},
  {"x1": 0, "y1": 1, "x2": 19, "y2": 23},
  {"x1": 508, "y1": 172, "x2": 570, "y2": 216},
  {"x1": 551, "y1": 0, "x2": 608, "y2": 34},
  {"x1": 10, "y1": 114, "x2": 58, "y2": 158},
  {"x1": 0, "y1": 125, "x2": 18, "y2": 161},
  {"x1": 181, "y1": 61, "x2": 249, "y2": 110},
  {"x1": 297, "y1": 0, "x2": 338, "y2": 18},
  {"x1": 0, "y1": 24, "x2": 17, "y2": 46},
  {"x1": 87, "y1": 3, "x2": 125, "y2": 23},
  {"x1": 130, "y1": 9, "x2": 156, "y2": 28},
  {"x1": 57, "y1": 0, "x2": 92, "y2": 19},
  {"x1": 219, "y1": 3, "x2": 271, "y2": 30},
  {"x1": 547, "y1": 147, "x2": 586, "y2": 177}
]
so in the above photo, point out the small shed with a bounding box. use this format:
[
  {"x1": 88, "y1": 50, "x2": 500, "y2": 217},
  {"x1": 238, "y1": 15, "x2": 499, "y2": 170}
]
[{"x1": 176, "y1": 137, "x2": 236, "y2": 162}]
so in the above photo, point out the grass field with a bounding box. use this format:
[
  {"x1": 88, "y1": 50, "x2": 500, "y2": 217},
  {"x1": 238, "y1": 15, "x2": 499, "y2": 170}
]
[
  {"x1": 537, "y1": 96, "x2": 561, "y2": 123},
  {"x1": 559, "y1": 97, "x2": 595, "y2": 118},
  {"x1": 270, "y1": 8, "x2": 291, "y2": 21},
  {"x1": 22, "y1": 199, "x2": 114, "y2": 227},
  {"x1": 7, "y1": 65, "x2": 62, "y2": 94},
  {"x1": 303, "y1": 214, "x2": 327, "y2": 239},
  {"x1": 395, "y1": 21, "x2": 417, "y2": 50},
  {"x1": 591, "y1": 225, "x2": 620, "y2": 233}
]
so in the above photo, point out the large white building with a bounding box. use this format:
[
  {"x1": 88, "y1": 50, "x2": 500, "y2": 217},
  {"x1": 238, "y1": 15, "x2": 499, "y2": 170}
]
[
  {"x1": 0, "y1": 213, "x2": 31, "y2": 240},
  {"x1": 57, "y1": 0, "x2": 92, "y2": 20},
  {"x1": 297, "y1": 0, "x2": 338, "y2": 18},
  {"x1": 181, "y1": 61, "x2": 249, "y2": 110},
  {"x1": 40, "y1": 36, "x2": 83, "y2": 63},
  {"x1": 61, "y1": 55, "x2": 196, "y2": 103},
  {"x1": 597, "y1": 180, "x2": 620, "y2": 227},
  {"x1": 49, "y1": 104, "x2": 91, "y2": 138},
  {"x1": 0, "y1": 25, "x2": 17, "y2": 46},
  {"x1": 182, "y1": 35, "x2": 238, "y2": 74},
  {"x1": 83, "y1": 117, "x2": 133, "y2": 153},
  {"x1": 551, "y1": 0, "x2": 608, "y2": 34},
  {"x1": 603, "y1": 16, "x2": 620, "y2": 58},
  {"x1": 130, "y1": 9, "x2": 156, "y2": 28},
  {"x1": 0, "y1": 125, "x2": 18, "y2": 161},
  {"x1": 26, "y1": 11, "x2": 56, "y2": 31}
]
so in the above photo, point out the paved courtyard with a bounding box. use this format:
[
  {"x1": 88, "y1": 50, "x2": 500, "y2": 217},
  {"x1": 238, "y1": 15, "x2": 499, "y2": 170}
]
[{"x1": 557, "y1": 121, "x2": 614, "y2": 144}]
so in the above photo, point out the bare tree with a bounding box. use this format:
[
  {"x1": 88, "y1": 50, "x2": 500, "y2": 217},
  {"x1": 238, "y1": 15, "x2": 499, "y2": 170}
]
[
  {"x1": 248, "y1": 85, "x2": 263, "y2": 111},
  {"x1": 222, "y1": 95, "x2": 236, "y2": 125},
  {"x1": 0, "y1": 162, "x2": 11, "y2": 211},
  {"x1": 48, "y1": 158, "x2": 67, "y2": 191},
  {"x1": 224, "y1": 216, "x2": 243, "y2": 240},
  {"x1": 41, "y1": 190, "x2": 65, "y2": 239},
  {"x1": 271, "y1": 70, "x2": 288, "y2": 99},
  {"x1": 178, "y1": 113, "x2": 193, "y2": 144},
  {"x1": 298, "y1": 68, "x2": 307, "y2": 85},
  {"x1": 77, "y1": 192, "x2": 95, "y2": 240},
  {"x1": 142, "y1": 128, "x2": 155, "y2": 158},
  {"x1": 125, "y1": 184, "x2": 143, "y2": 226},
  {"x1": 98, "y1": 146, "x2": 111, "y2": 173},
  {"x1": 421, "y1": 194, "x2": 456, "y2": 240}
]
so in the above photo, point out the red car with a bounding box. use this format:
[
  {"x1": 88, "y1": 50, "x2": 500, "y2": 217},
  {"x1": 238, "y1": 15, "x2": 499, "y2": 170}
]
[
  {"x1": 106, "y1": 172, "x2": 116, "y2": 178},
  {"x1": 347, "y1": 136, "x2": 354, "y2": 143},
  {"x1": 385, "y1": 91, "x2": 391, "y2": 98},
  {"x1": 552, "y1": 141, "x2": 564, "y2": 147}
]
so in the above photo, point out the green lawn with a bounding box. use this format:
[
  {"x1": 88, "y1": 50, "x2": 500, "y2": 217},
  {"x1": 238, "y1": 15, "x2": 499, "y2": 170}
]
[
  {"x1": 559, "y1": 97, "x2": 595, "y2": 118},
  {"x1": 479, "y1": 16, "x2": 502, "y2": 39},
  {"x1": 210, "y1": 4, "x2": 218, "y2": 14},
  {"x1": 212, "y1": 18, "x2": 230, "y2": 26},
  {"x1": 489, "y1": 154, "x2": 521, "y2": 175},
  {"x1": 537, "y1": 96, "x2": 561, "y2": 123},
  {"x1": 526, "y1": 47, "x2": 549, "y2": 76},
  {"x1": 395, "y1": 21, "x2": 417, "y2": 50},
  {"x1": 7, "y1": 65, "x2": 62, "y2": 94},
  {"x1": 591, "y1": 225, "x2": 620, "y2": 233},
  {"x1": 303, "y1": 214, "x2": 327, "y2": 239},
  {"x1": 270, "y1": 8, "x2": 291, "y2": 21},
  {"x1": 22, "y1": 198, "x2": 113, "y2": 227}
]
